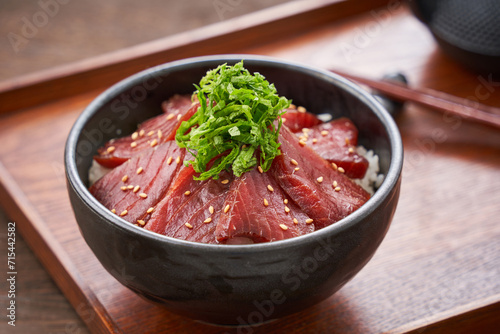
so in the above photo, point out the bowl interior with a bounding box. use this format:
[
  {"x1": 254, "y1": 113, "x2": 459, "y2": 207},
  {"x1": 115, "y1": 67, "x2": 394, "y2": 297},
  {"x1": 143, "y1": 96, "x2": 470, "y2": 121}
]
[{"x1": 72, "y1": 56, "x2": 396, "y2": 193}]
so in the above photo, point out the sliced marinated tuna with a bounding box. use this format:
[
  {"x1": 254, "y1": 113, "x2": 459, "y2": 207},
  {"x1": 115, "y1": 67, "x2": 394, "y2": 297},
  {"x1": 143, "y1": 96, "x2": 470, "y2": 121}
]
[
  {"x1": 281, "y1": 108, "x2": 322, "y2": 132},
  {"x1": 271, "y1": 126, "x2": 370, "y2": 230},
  {"x1": 94, "y1": 95, "x2": 196, "y2": 168},
  {"x1": 216, "y1": 166, "x2": 314, "y2": 244},
  {"x1": 297, "y1": 118, "x2": 369, "y2": 179},
  {"x1": 144, "y1": 166, "x2": 234, "y2": 244},
  {"x1": 89, "y1": 140, "x2": 186, "y2": 224}
]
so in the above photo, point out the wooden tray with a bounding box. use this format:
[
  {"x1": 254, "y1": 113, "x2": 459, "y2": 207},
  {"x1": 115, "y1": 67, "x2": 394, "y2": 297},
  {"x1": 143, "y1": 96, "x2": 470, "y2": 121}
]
[{"x1": 1, "y1": 1, "x2": 499, "y2": 333}]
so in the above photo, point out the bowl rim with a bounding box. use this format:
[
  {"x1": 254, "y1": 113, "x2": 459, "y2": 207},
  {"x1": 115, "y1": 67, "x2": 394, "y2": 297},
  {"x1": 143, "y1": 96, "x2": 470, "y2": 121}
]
[{"x1": 65, "y1": 54, "x2": 403, "y2": 252}]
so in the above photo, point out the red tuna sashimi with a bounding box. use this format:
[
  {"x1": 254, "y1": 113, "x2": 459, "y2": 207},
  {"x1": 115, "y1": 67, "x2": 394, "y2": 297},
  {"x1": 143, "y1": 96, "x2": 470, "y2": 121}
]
[
  {"x1": 89, "y1": 141, "x2": 185, "y2": 224},
  {"x1": 298, "y1": 118, "x2": 369, "y2": 179},
  {"x1": 94, "y1": 95, "x2": 195, "y2": 168},
  {"x1": 216, "y1": 166, "x2": 314, "y2": 244},
  {"x1": 144, "y1": 166, "x2": 234, "y2": 244},
  {"x1": 271, "y1": 126, "x2": 370, "y2": 230},
  {"x1": 281, "y1": 107, "x2": 323, "y2": 133}
]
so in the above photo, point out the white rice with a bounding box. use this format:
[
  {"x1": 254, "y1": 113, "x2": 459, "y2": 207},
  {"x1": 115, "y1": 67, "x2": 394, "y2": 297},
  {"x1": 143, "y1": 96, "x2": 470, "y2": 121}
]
[
  {"x1": 88, "y1": 160, "x2": 113, "y2": 187},
  {"x1": 354, "y1": 146, "x2": 384, "y2": 195}
]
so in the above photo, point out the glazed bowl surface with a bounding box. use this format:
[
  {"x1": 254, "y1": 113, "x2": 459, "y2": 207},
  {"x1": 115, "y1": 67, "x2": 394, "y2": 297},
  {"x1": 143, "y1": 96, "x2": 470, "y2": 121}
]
[{"x1": 65, "y1": 55, "x2": 403, "y2": 325}]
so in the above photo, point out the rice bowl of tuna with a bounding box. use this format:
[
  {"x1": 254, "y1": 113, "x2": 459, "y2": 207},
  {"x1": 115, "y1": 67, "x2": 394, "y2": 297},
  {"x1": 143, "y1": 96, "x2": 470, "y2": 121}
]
[{"x1": 65, "y1": 55, "x2": 403, "y2": 324}]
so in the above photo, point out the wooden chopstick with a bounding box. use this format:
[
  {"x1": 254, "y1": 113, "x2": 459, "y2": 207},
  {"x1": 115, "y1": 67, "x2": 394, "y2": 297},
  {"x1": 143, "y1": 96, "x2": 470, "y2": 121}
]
[{"x1": 329, "y1": 69, "x2": 500, "y2": 129}]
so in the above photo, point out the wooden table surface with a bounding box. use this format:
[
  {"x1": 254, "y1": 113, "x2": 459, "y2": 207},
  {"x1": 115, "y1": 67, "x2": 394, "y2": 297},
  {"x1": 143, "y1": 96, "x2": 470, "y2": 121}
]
[{"x1": 0, "y1": 1, "x2": 499, "y2": 333}]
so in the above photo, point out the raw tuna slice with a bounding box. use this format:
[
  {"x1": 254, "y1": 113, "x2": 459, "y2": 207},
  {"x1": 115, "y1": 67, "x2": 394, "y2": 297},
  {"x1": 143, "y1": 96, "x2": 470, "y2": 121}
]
[
  {"x1": 89, "y1": 140, "x2": 186, "y2": 224},
  {"x1": 144, "y1": 166, "x2": 234, "y2": 244},
  {"x1": 216, "y1": 166, "x2": 314, "y2": 244},
  {"x1": 271, "y1": 126, "x2": 370, "y2": 230},
  {"x1": 94, "y1": 95, "x2": 195, "y2": 168},
  {"x1": 297, "y1": 118, "x2": 369, "y2": 179},
  {"x1": 281, "y1": 107, "x2": 322, "y2": 133}
]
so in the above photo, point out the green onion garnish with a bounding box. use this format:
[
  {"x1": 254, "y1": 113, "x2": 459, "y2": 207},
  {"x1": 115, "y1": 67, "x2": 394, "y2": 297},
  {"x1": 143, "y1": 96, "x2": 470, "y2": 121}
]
[{"x1": 175, "y1": 61, "x2": 291, "y2": 180}]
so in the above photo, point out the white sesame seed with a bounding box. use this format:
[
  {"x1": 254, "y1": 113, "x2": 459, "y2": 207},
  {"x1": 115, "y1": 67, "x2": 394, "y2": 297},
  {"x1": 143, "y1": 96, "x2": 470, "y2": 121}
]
[
  {"x1": 122, "y1": 175, "x2": 128, "y2": 182},
  {"x1": 299, "y1": 140, "x2": 306, "y2": 146},
  {"x1": 203, "y1": 217, "x2": 212, "y2": 224},
  {"x1": 284, "y1": 206, "x2": 290, "y2": 213},
  {"x1": 306, "y1": 218, "x2": 314, "y2": 224},
  {"x1": 166, "y1": 114, "x2": 175, "y2": 120},
  {"x1": 294, "y1": 167, "x2": 300, "y2": 171},
  {"x1": 111, "y1": 209, "x2": 116, "y2": 214},
  {"x1": 185, "y1": 222, "x2": 193, "y2": 229},
  {"x1": 184, "y1": 191, "x2": 191, "y2": 196},
  {"x1": 139, "y1": 193, "x2": 147, "y2": 199},
  {"x1": 147, "y1": 130, "x2": 155, "y2": 136},
  {"x1": 290, "y1": 104, "x2": 297, "y2": 109},
  {"x1": 221, "y1": 179, "x2": 229, "y2": 184},
  {"x1": 136, "y1": 167, "x2": 144, "y2": 174},
  {"x1": 137, "y1": 220, "x2": 146, "y2": 226},
  {"x1": 133, "y1": 185, "x2": 140, "y2": 193},
  {"x1": 335, "y1": 187, "x2": 341, "y2": 192},
  {"x1": 293, "y1": 218, "x2": 298, "y2": 224},
  {"x1": 312, "y1": 138, "x2": 318, "y2": 144},
  {"x1": 120, "y1": 210, "x2": 128, "y2": 217},
  {"x1": 175, "y1": 156, "x2": 181, "y2": 164},
  {"x1": 331, "y1": 162, "x2": 338, "y2": 171},
  {"x1": 167, "y1": 156, "x2": 173, "y2": 165},
  {"x1": 338, "y1": 167, "x2": 345, "y2": 173},
  {"x1": 348, "y1": 147, "x2": 354, "y2": 153},
  {"x1": 120, "y1": 186, "x2": 127, "y2": 191},
  {"x1": 127, "y1": 185, "x2": 134, "y2": 190},
  {"x1": 224, "y1": 204, "x2": 230, "y2": 213},
  {"x1": 209, "y1": 206, "x2": 214, "y2": 214},
  {"x1": 317, "y1": 176, "x2": 324, "y2": 183},
  {"x1": 321, "y1": 130, "x2": 328, "y2": 136},
  {"x1": 130, "y1": 142, "x2": 137, "y2": 148},
  {"x1": 279, "y1": 224, "x2": 288, "y2": 231},
  {"x1": 157, "y1": 130, "x2": 162, "y2": 138},
  {"x1": 147, "y1": 207, "x2": 154, "y2": 214},
  {"x1": 139, "y1": 130, "x2": 145, "y2": 136},
  {"x1": 284, "y1": 199, "x2": 288, "y2": 204},
  {"x1": 258, "y1": 166, "x2": 263, "y2": 173},
  {"x1": 267, "y1": 185, "x2": 274, "y2": 192},
  {"x1": 333, "y1": 180, "x2": 338, "y2": 187},
  {"x1": 297, "y1": 106, "x2": 306, "y2": 113},
  {"x1": 131, "y1": 132, "x2": 139, "y2": 140},
  {"x1": 107, "y1": 146, "x2": 116, "y2": 153},
  {"x1": 290, "y1": 159, "x2": 298, "y2": 166},
  {"x1": 177, "y1": 114, "x2": 182, "y2": 121},
  {"x1": 150, "y1": 139, "x2": 158, "y2": 147},
  {"x1": 263, "y1": 198, "x2": 269, "y2": 207}
]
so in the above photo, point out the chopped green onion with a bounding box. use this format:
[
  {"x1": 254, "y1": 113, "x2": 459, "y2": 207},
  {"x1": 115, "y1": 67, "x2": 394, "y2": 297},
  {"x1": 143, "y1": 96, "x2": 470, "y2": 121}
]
[{"x1": 175, "y1": 61, "x2": 291, "y2": 180}]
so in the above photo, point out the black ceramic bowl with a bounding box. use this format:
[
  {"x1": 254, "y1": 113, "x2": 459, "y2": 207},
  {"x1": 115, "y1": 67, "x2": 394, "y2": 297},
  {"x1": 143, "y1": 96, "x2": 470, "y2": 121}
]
[{"x1": 65, "y1": 55, "x2": 403, "y2": 325}]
